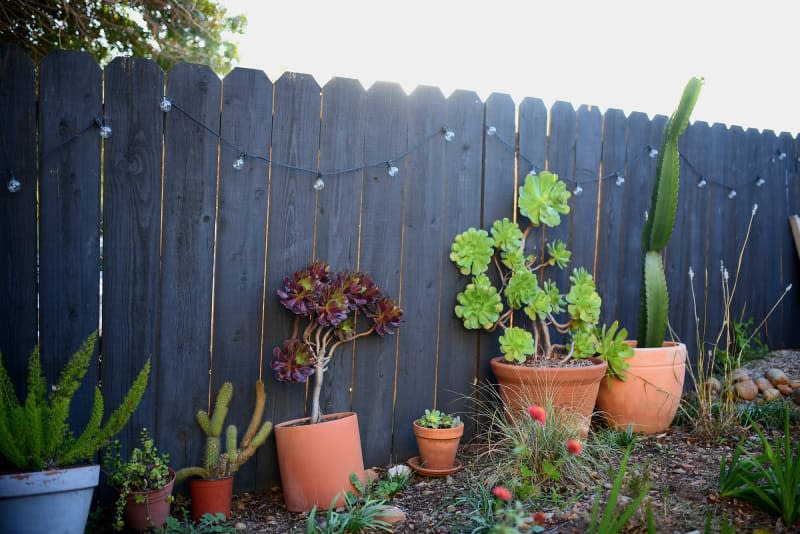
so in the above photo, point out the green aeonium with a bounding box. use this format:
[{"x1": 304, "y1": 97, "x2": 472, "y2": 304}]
[{"x1": 455, "y1": 274, "x2": 503, "y2": 330}]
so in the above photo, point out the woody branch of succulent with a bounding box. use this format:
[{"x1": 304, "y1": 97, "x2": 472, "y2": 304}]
[
  {"x1": 450, "y1": 171, "x2": 631, "y2": 370},
  {"x1": 272, "y1": 262, "x2": 402, "y2": 424}
]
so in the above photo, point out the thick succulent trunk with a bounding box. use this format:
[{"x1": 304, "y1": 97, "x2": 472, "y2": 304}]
[{"x1": 310, "y1": 361, "x2": 325, "y2": 424}]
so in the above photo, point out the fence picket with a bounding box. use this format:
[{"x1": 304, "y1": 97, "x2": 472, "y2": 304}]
[{"x1": 571, "y1": 105, "x2": 602, "y2": 276}]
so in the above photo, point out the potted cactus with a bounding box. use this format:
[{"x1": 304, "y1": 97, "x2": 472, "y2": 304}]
[
  {"x1": 596, "y1": 77, "x2": 702, "y2": 433},
  {"x1": 271, "y1": 261, "x2": 402, "y2": 512},
  {"x1": 175, "y1": 380, "x2": 272, "y2": 521},
  {"x1": 0, "y1": 332, "x2": 150, "y2": 534},
  {"x1": 450, "y1": 171, "x2": 631, "y2": 433},
  {"x1": 411, "y1": 409, "x2": 464, "y2": 476}
]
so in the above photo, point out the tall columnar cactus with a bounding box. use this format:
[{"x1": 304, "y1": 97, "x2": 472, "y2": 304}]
[
  {"x1": 637, "y1": 77, "x2": 703, "y2": 348},
  {"x1": 176, "y1": 380, "x2": 272, "y2": 481}
]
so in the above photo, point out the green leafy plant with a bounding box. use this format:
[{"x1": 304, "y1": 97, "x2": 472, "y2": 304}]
[
  {"x1": 588, "y1": 444, "x2": 653, "y2": 533},
  {"x1": 574, "y1": 321, "x2": 634, "y2": 380},
  {"x1": 713, "y1": 317, "x2": 770, "y2": 372},
  {"x1": 175, "y1": 381, "x2": 272, "y2": 482},
  {"x1": 637, "y1": 77, "x2": 702, "y2": 348},
  {"x1": 272, "y1": 262, "x2": 402, "y2": 424},
  {"x1": 104, "y1": 428, "x2": 173, "y2": 530},
  {"x1": 154, "y1": 511, "x2": 234, "y2": 534},
  {"x1": 375, "y1": 470, "x2": 411, "y2": 500},
  {"x1": 306, "y1": 473, "x2": 392, "y2": 533},
  {"x1": 451, "y1": 171, "x2": 622, "y2": 366},
  {"x1": 416, "y1": 409, "x2": 462, "y2": 429},
  {"x1": 0, "y1": 332, "x2": 150, "y2": 471},
  {"x1": 718, "y1": 406, "x2": 800, "y2": 526}
]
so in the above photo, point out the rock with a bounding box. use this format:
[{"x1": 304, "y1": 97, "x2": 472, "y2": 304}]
[
  {"x1": 377, "y1": 505, "x2": 406, "y2": 525},
  {"x1": 790, "y1": 380, "x2": 800, "y2": 389},
  {"x1": 734, "y1": 379, "x2": 758, "y2": 400},
  {"x1": 705, "y1": 377, "x2": 722, "y2": 394},
  {"x1": 763, "y1": 388, "x2": 781, "y2": 402},
  {"x1": 731, "y1": 368, "x2": 750, "y2": 383},
  {"x1": 777, "y1": 384, "x2": 792, "y2": 396},
  {"x1": 792, "y1": 387, "x2": 800, "y2": 406},
  {"x1": 365, "y1": 468, "x2": 379, "y2": 482},
  {"x1": 235, "y1": 523, "x2": 247, "y2": 531},
  {"x1": 755, "y1": 377, "x2": 773, "y2": 393},
  {"x1": 387, "y1": 464, "x2": 412, "y2": 478},
  {"x1": 766, "y1": 368, "x2": 789, "y2": 387}
]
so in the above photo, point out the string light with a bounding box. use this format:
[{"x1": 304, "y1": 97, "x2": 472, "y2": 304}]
[
  {"x1": 528, "y1": 166, "x2": 538, "y2": 176},
  {"x1": 772, "y1": 149, "x2": 787, "y2": 162},
  {"x1": 647, "y1": 145, "x2": 659, "y2": 159},
  {"x1": 313, "y1": 174, "x2": 325, "y2": 191},
  {"x1": 442, "y1": 127, "x2": 455, "y2": 142},
  {"x1": 755, "y1": 177, "x2": 765, "y2": 187},
  {"x1": 387, "y1": 162, "x2": 399, "y2": 177},
  {"x1": 573, "y1": 184, "x2": 583, "y2": 195},
  {"x1": 614, "y1": 172, "x2": 625, "y2": 186},
  {"x1": 728, "y1": 190, "x2": 737, "y2": 199},
  {"x1": 6, "y1": 171, "x2": 20, "y2": 193},
  {"x1": 486, "y1": 125, "x2": 496, "y2": 136},
  {"x1": 697, "y1": 176, "x2": 707, "y2": 188},
  {"x1": 95, "y1": 117, "x2": 112, "y2": 139},
  {"x1": 160, "y1": 97, "x2": 173, "y2": 112},
  {"x1": 233, "y1": 153, "x2": 245, "y2": 171}
]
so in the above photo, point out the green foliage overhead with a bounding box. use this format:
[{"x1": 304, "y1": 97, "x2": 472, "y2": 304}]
[
  {"x1": 0, "y1": 332, "x2": 150, "y2": 471},
  {"x1": 499, "y1": 327, "x2": 534, "y2": 364},
  {"x1": 518, "y1": 171, "x2": 571, "y2": 227},
  {"x1": 450, "y1": 228, "x2": 495, "y2": 275},
  {"x1": 455, "y1": 274, "x2": 503, "y2": 330},
  {"x1": 0, "y1": 0, "x2": 246, "y2": 73}
]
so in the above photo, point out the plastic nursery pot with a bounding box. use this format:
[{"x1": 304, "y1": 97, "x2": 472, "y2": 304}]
[
  {"x1": 124, "y1": 468, "x2": 176, "y2": 531},
  {"x1": 490, "y1": 356, "x2": 607, "y2": 437},
  {"x1": 596, "y1": 341, "x2": 687, "y2": 434},
  {"x1": 413, "y1": 421, "x2": 464, "y2": 470},
  {"x1": 188, "y1": 475, "x2": 234, "y2": 522},
  {"x1": 275, "y1": 412, "x2": 367, "y2": 513}
]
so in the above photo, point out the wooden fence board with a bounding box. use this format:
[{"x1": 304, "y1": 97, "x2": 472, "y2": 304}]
[
  {"x1": 436, "y1": 90, "x2": 483, "y2": 438},
  {"x1": 102, "y1": 57, "x2": 164, "y2": 452},
  {"x1": 755, "y1": 131, "x2": 779, "y2": 343},
  {"x1": 595, "y1": 109, "x2": 628, "y2": 327},
  {"x1": 156, "y1": 62, "x2": 220, "y2": 472},
  {"x1": 314, "y1": 78, "x2": 367, "y2": 418},
  {"x1": 570, "y1": 105, "x2": 602, "y2": 276},
  {"x1": 352, "y1": 82, "x2": 407, "y2": 467},
  {"x1": 0, "y1": 45, "x2": 37, "y2": 394},
  {"x1": 780, "y1": 133, "x2": 800, "y2": 347},
  {"x1": 211, "y1": 67, "x2": 272, "y2": 492},
  {"x1": 259, "y1": 72, "x2": 321, "y2": 487},
  {"x1": 478, "y1": 93, "x2": 516, "y2": 384},
  {"x1": 392, "y1": 86, "x2": 447, "y2": 461},
  {"x1": 38, "y1": 50, "x2": 101, "y2": 431}
]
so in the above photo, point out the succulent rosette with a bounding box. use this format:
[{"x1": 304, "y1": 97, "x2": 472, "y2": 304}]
[
  {"x1": 518, "y1": 170, "x2": 571, "y2": 227},
  {"x1": 455, "y1": 274, "x2": 502, "y2": 330},
  {"x1": 450, "y1": 228, "x2": 494, "y2": 275},
  {"x1": 370, "y1": 297, "x2": 403, "y2": 335},
  {"x1": 271, "y1": 339, "x2": 314, "y2": 383},
  {"x1": 499, "y1": 327, "x2": 534, "y2": 364}
]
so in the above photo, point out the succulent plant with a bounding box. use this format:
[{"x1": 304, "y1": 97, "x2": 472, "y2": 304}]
[
  {"x1": 638, "y1": 77, "x2": 702, "y2": 348},
  {"x1": 272, "y1": 262, "x2": 402, "y2": 424},
  {"x1": 450, "y1": 171, "x2": 609, "y2": 364},
  {"x1": 416, "y1": 409, "x2": 462, "y2": 429},
  {"x1": 572, "y1": 321, "x2": 634, "y2": 381}
]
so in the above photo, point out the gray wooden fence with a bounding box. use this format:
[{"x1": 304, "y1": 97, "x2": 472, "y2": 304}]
[{"x1": 1, "y1": 45, "x2": 798, "y2": 492}]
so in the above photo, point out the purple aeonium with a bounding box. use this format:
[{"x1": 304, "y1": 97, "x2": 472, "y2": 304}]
[
  {"x1": 370, "y1": 297, "x2": 403, "y2": 336},
  {"x1": 271, "y1": 339, "x2": 315, "y2": 383},
  {"x1": 277, "y1": 261, "x2": 332, "y2": 315}
]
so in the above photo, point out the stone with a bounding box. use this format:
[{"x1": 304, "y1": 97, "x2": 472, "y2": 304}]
[
  {"x1": 387, "y1": 464, "x2": 412, "y2": 478},
  {"x1": 376, "y1": 505, "x2": 406, "y2": 525},
  {"x1": 790, "y1": 380, "x2": 800, "y2": 389},
  {"x1": 765, "y1": 368, "x2": 789, "y2": 387},
  {"x1": 734, "y1": 379, "x2": 758, "y2": 401},
  {"x1": 777, "y1": 384, "x2": 792, "y2": 396},
  {"x1": 705, "y1": 377, "x2": 722, "y2": 394},
  {"x1": 763, "y1": 388, "x2": 781, "y2": 402},
  {"x1": 755, "y1": 377, "x2": 773, "y2": 393},
  {"x1": 792, "y1": 388, "x2": 800, "y2": 406},
  {"x1": 234, "y1": 523, "x2": 247, "y2": 531},
  {"x1": 731, "y1": 368, "x2": 750, "y2": 383}
]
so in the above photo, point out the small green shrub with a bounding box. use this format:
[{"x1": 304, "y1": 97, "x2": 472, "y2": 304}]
[
  {"x1": 305, "y1": 473, "x2": 392, "y2": 533},
  {"x1": 713, "y1": 317, "x2": 770, "y2": 372},
  {"x1": 154, "y1": 511, "x2": 234, "y2": 533},
  {"x1": 588, "y1": 444, "x2": 653, "y2": 534}
]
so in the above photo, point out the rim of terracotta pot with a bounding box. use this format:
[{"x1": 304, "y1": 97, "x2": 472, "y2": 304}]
[
  {"x1": 490, "y1": 355, "x2": 608, "y2": 374},
  {"x1": 412, "y1": 421, "x2": 464, "y2": 440},
  {"x1": 622, "y1": 342, "x2": 687, "y2": 367},
  {"x1": 275, "y1": 411, "x2": 356, "y2": 429},
  {"x1": 188, "y1": 475, "x2": 233, "y2": 485}
]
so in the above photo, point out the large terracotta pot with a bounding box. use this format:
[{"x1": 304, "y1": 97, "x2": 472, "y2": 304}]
[
  {"x1": 124, "y1": 468, "x2": 175, "y2": 531},
  {"x1": 596, "y1": 341, "x2": 687, "y2": 434},
  {"x1": 413, "y1": 421, "x2": 464, "y2": 470},
  {"x1": 188, "y1": 476, "x2": 233, "y2": 522},
  {"x1": 490, "y1": 356, "x2": 607, "y2": 435},
  {"x1": 275, "y1": 412, "x2": 366, "y2": 512}
]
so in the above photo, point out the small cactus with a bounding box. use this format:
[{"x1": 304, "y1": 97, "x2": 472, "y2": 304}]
[
  {"x1": 176, "y1": 380, "x2": 272, "y2": 482},
  {"x1": 637, "y1": 77, "x2": 702, "y2": 348}
]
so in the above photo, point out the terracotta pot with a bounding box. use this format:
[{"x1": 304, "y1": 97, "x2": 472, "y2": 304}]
[
  {"x1": 596, "y1": 341, "x2": 687, "y2": 434},
  {"x1": 490, "y1": 356, "x2": 607, "y2": 436},
  {"x1": 188, "y1": 476, "x2": 233, "y2": 522},
  {"x1": 275, "y1": 412, "x2": 366, "y2": 512},
  {"x1": 413, "y1": 421, "x2": 464, "y2": 470},
  {"x1": 124, "y1": 468, "x2": 175, "y2": 531}
]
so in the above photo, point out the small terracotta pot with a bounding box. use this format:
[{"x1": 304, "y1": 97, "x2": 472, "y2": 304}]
[
  {"x1": 490, "y1": 356, "x2": 607, "y2": 436},
  {"x1": 413, "y1": 421, "x2": 464, "y2": 470},
  {"x1": 188, "y1": 476, "x2": 233, "y2": 522},
  {"x1": 275, "y1": 412, "x2": 366, "y2": 512},
  {"x1": 124, "y1": 468, "x2": 175, "y2": 531},
  {"x1": 596, "y1": 341, "x2": 687, "y2": 434}
]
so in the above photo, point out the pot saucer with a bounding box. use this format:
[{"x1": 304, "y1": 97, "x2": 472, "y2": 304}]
[{"x1": 406, "y1": 456, "x2": 462, "y2": 477}]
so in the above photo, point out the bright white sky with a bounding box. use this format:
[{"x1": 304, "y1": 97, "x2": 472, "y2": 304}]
[{"x1": 222, "y1": 0, "x2": 799, "y2": 135}]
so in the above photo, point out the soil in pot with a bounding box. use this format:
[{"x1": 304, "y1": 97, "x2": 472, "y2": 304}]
[{"x1": 188, "y1": 476, "x2": 233, "y2": 522}]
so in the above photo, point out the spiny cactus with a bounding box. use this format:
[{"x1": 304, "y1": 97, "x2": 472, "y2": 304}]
[
  {"x1": 637, "y1": 77, "x2": 703, "y2": 348},
  {"x1": 176, "y1": 380, "x2": 272, "y2": 481}
]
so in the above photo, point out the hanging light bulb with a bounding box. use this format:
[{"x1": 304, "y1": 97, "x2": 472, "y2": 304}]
[
  {"x1": 442, "y1": 127, "x2": 455, "y2": 142},
  {"x1": 644, "y1": 210, "x2": 648, "y2": 222},
  {"x1": 647, "y1": 145, "x2": 658, "y2": 159},
  {"x1": 7, "y1": 172, "x2": 21, "y2": 193},
  {"x1": 573, "y1": 184, "x2": 583, "y2": 195},
  {"x1": 387, "y1": 162, "x2": 399, "y2": 177},
  {"x1": 233, "y1": 153, "x2": 245, "y2": 171},
  {"x1": 313, "y1": 175, "x2": 325, "y2": 191},
  {"x1": 95, "y1": 117, "x2": 112, "y2": 139},
  {"x1": 697, "y1": 176, "x2": 707, "y2": 188},
  {"x1": 527, "y1": 166, "x2": 538, "y2": 176},
  {"x1": 614, "y1": 172, "x2": 625, "y2": 186},
  {"x1": 775, "y1": 149, "x2": 787, "y2": 161},
  {"x1": 486, "y1": 125, "x2": 496, "y2": 136},
  {"x1": 755, "y1": 177, "x2": 765, "y2": 187},
  {"x1": 728, "y1": 189, "x2": 737, "y2": 199},
  {"x1": 160, "y1": 97, "x2": 173, "y2": 112}
]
